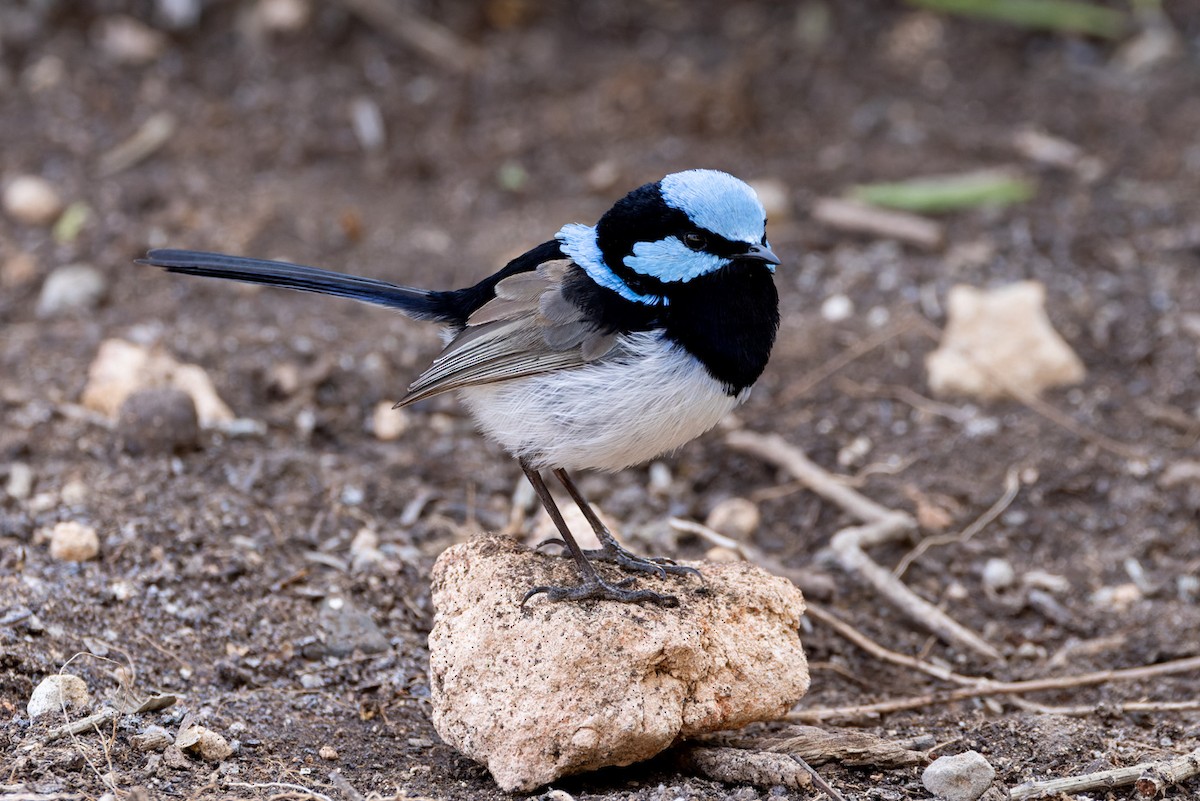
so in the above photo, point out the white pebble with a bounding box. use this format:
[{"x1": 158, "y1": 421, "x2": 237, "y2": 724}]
[
  {"x1": 836, "y1": 435, "x2": 872, "y2": 468},
  {"x1": 5, "y1": 462, "x2": 34, "y2": 500},
  {"x1": 704, "y1": 497, "x2": 761, "y2": 539},
  {"x1": 47, "y1": 521, "x2": 100, "y2": 562},
  {"x1": 37, "y1": 264, "x2": 107, "y2": 317},
  {"x1": 371, "y1": 401, "x2": 409, "y2": 441},
  {"x1": 257, "y1": 0, "x2": 311, "y2": 33},
  {"x1": 820, "y1": 293, "x2": 854, "y2": 322},
  {"x1": 4, "y1": 175, "x2": 63, "y2": 226},
  {"x1": 28, "y1": 674, "x2": 91, "y2": 718},
  {"x1": 176, "y1": 725, "x2": 234, "y2": 762},
  {"x1": 156, "y1": 0, "x2": 203, "y2": 29},
  {"x1": 922, "y1": 750, "x2": 996, "y2": 801},
  {"x1": 982, "y1": 557, "x2": 1016, "y2": 592},
  {"x1": 350, "y1": 96, "x2": 386, "y2": 152},
  {"x1": 95, "y1": 15, "x2": 167, "y2": 65},
  {"x1": 647, "y1": 462, "x2": 673, "y2": 495}
]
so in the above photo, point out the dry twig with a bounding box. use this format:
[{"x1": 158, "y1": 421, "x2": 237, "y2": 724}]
[
  {"x1": 812, "y1": 197, "x2": 944, "y2": 249},
  {"x1": 727, "y1": 429, "x2": 1002, "y2": 660},
  {"x1": 893, "y1": 465, "x2": 1022, "y2": 578},
  {"x1": 790, "y1": 654, "x2": 1200, "y2": 723},
  {"x1": 335, "y1": 0, "x2": 481, "y2": 73},
  {"x1": 1009, "y1": 745, "x2": 1200, "y2": 799}
]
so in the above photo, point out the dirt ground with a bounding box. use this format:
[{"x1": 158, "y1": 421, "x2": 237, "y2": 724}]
[{"x1": 2, "y1": 1, "x2": 1200, "y2": 799}]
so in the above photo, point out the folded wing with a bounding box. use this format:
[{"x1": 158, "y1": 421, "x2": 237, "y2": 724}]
[{"x1": 397, "y1": 260, "x2": 618, "y2": 406}]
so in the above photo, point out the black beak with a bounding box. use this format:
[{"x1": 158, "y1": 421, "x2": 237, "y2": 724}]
[{"x1": 742, "y1": 242, "x2": 781, "y2": 266}]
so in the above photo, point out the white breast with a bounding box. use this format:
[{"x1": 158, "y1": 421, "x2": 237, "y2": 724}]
[{"x1": 456, "y1": 330, "x2": 745, "y2": 472}]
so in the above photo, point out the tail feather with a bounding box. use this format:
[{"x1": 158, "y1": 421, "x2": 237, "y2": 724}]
[{"x1": 139, "y1": 249, "x2": 449, "y2": 321}]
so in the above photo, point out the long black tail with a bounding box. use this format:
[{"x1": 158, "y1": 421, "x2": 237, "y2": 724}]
[{"x1": 139, "y1": 249, "x2": 450, "y2": 322}]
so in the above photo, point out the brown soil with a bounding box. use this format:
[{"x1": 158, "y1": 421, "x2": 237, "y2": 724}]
[{"x1": 2, "y1": 2, "x2": 1199, "y2": 799}]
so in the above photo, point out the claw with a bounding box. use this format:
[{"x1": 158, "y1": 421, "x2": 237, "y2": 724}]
[
  {"x1": 521, "y1": 576, "x2": 679, "y2": 607},
  {"x1": 534, "y1": 537, "x2": 566, "y2": 552}
]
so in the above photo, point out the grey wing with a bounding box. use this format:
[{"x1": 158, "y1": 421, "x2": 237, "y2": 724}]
[{"x1": 395, "y1": 260, "x2": 618, "y2": 407}]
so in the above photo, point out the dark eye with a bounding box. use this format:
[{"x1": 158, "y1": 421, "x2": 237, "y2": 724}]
[{"x1": 683, "y1": 232, "x2": 707, "y2": 251}]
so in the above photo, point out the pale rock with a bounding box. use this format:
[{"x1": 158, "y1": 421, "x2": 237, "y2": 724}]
[
  {"x1": 3, "y1": 175, "x2": 62, "y2": 225},
  {"x1": 820, "y1": 294, "x2": 854, "y2": 322},
  {"x1": 1090, "y1": 583, "x2": 1143, "y2": 612},
  {"x1": 28, "y1": 673, "x2": 91, "y2": 718},
  {"x1": 95, "y1": 15, "x2": 167, "y2": 65},
  {"x1": 349, "y1": 527, "x2": 385, "y2": 571},
  {"x1": 926, "y1": 282, "x2": 1085, "y2": 399},
  {"x1": 82, "y1": 339, "x2": 234, "y2": 427},
  {"x1": 37, "y1": 264, "x2": 107, "y2": 317},
  {"x1": 704, "y1": 497, "x2": 760, "y2": 539},
  {"x1": 156, "y1": 0, "x2": 203, "y2": 30},
  {"x1": 981, "y1": 558, "x2": 1015, "y2": 592},
  {"x1": 371, "y1": 401, "x2": 409, "y2": 441},
  {"x1": 922, "y1": 750, "x2": 996, "y2": 801},
  {"x1": 429, "y1": 536, "x2": 809, "y2": 791},
  {"x1": 47, "y1": 521, "x2": 100, "y2": 562},
  {"x1": 257, "y1": 0, "x2": 311, "y2": 33},
  {"x1": 5, "y1": 462, "x2": 34, "y2": 500},
  {"x1": 176, "y1": 725, "x2": 234, "y2": 762}
]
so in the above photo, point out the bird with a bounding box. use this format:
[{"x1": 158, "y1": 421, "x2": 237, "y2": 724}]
[{"x1": 140, "y1": 169, "x2": 781, "y2": 606}]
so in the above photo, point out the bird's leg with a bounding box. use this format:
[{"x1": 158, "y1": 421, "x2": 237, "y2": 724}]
[
  {"x1": 549, "y1": 468, "x2": 701, "y2": 581},
  {"x1": 519, "y1": 461, "x2": 678, "y2": 607}
]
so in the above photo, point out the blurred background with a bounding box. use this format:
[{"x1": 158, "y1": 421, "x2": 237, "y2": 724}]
[{"x1": 2, "y1": 1, "x2": 1200, "y2": 798}]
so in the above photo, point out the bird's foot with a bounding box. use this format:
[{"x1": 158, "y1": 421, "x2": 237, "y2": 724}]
[
  {"x1": 534, "y1": 537, "x2": 702, "y2": 580},
  {"x1": 521, "y1": 575, "x2": 679, "y2": 607}
]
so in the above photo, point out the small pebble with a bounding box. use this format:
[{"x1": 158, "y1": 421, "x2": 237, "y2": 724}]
[
  {"x1": 257, "y1": 0, "x2": 311, "y2": 33},
  {"x1": 118, "y1": 388, "x2": 200, "y2": 455},
  {"x1": 922, "y1": 750, "x2": 996, "y2": 801},
  {"x1": 176, "y1": 725, "x2": 234, "y2": 762},
  {"x1": 94, "y1": 15, "x2": 167, "y2": 65},
  {"x1": 647, "y1": 462, "x2": 673, "y2": 495},
  {"x1": 372, "y1": 402, "x2": 410, "y2": 441},
  {"x1": 318, "y1": 745, "x2": 338, "y2": 760},
  {"x1": 982, "y1": 557, "x2": 1016, "y2": 592},
  {"x1": 156, "y1": 0, "x2": 203, "y2": 29},
  {"x1": 3, "y1": 175, "x2": 63, "y2": 225},
  {"x1": 350, "y1": 96, "x2": 385, "y2": 152},
  {"x1": 47, "y1": 521, "x2": 100, "y2": 562},
  {"x1": 37, "y1": 264, "x2": 107, "y2": 317},
  {"x1": 28, "y1": 673, "x2": 91, "y2": 718},
  {"x1": 836, "y1": 434, "x2": 872, "y2": 468},
  {"x1": 820, "y1": 294, "x2": 854, "y2": 322},
  {"x1": 5, "y1": 462, "x2": 34, "y2": 500},
  {"x1": 350, "y1": 527, "x2": 384, "y2": 571},
  {"x1": 704, "y1": 497, "x2": 761, "y2": 539}
]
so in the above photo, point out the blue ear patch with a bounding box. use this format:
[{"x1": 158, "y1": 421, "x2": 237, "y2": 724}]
[
  {"x1": 623, "y1": 236, "x2": 727, "y2": 283},
  {"x1": 660, "y1": 170, "x2": 765, "y2": 244},
  {"x1": 557, "y1": 223, "x2": 665, "y2": 306}
]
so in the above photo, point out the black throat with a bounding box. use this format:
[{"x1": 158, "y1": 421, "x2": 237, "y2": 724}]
[{"x1": 660, "y1": 263, "x2": 780, "y2": 395}]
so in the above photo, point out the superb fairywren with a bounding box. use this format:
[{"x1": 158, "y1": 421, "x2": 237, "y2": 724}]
[{"x1": 142, "y1": 169, "x2": 781, "y2": 606}]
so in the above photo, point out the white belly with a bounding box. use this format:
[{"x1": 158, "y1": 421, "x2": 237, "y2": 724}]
[{"x1": 456, "y1": 330, "x2": 745, "y2": 472}]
